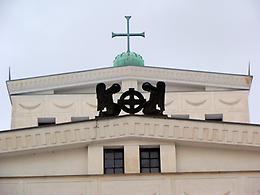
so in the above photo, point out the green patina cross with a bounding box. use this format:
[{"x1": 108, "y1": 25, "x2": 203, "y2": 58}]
[{"x1": 112, "y1": 16, "x2": 145, "y2": 53}]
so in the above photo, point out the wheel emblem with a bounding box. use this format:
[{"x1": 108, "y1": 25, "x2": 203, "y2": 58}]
[{"x1": 118, "y1": 88, "x2": 146, "y2": 114}]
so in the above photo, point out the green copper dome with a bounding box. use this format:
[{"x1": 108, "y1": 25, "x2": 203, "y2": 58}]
[{"x1": 113, "y1": 52, "x2": 144, "y2": 67}]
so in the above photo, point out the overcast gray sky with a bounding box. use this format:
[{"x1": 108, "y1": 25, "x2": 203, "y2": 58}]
[{"x1": 0, "y1": 0, "x2": 259, "y2": 130}]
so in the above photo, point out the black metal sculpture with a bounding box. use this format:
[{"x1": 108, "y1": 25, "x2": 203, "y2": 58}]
[
  {"x1": 96, "y1": 81, "x2": 166, "y2": 117},
  {"x1": 96, "y1": 83, "x2": 121, "y2": 117},
  {"x1": 142, "y1": 81, "x2": 165, "y2": 115},
  {"x1": 118, "y1": 88, "x2": 145, "y2": 114}
]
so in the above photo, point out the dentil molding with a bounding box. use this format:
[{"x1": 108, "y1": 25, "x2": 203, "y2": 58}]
[{"x1": 0, "y1": 115, "x2": 259, "y2": 156}]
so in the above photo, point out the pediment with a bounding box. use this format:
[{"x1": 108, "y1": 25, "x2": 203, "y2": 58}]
[
  {"x1": 1, "y1": 115, "x2": 260, "y2": 157},
  {"x1": 6, "y1": 66, "x2": 252, "y2": 95}
]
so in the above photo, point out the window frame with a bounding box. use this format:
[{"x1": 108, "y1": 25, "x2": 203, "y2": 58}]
[
  {"x1": 104, "y1": 148, "x2": 124, "y2": 174},
  {"x1": 140, "y1": 147, "x2": 161, "y2": 173}
]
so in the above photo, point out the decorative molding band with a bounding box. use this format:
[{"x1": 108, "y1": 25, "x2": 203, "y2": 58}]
[
  {"x1": 53, "y1": 102, "x2": 74, "y2": 109},
  {"x1": 0, "y1": 116, "x2": 259, "y2": 156},
  {"x1": 185, "y1": 99, "x2": 207, "y2": 106},
  {"x1": 219, "y1": 99, "x2": 241, "y2": 106},
  {"x1": 7, "y1": 66, "x2": 252, "y2": 95},
  {"x1": 19, "y1": 103, "x2": 41, "y2": 110}
]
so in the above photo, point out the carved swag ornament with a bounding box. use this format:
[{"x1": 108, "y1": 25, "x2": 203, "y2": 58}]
[{"x1": 96, "y1": 81, "x2": 165, "y2": 117}]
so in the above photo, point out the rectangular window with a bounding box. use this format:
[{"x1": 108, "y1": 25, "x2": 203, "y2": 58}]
[
  {"x1": 205, "y1": 114, "x2": 223, "y2": 121},
  {"x1": 38, "y1": 117, "x2": 56, "y2": 126},
  {"x1": 71, "y1": 117, "x2": 89, "y2": 122},
  {"x1": 171, "y1": 114, "x2": 190, "y2": 119},
  {"x1": 104, "y1": 149, "x2": 124, "y2": 174},
  {"x1": 140, "y1": 148, "x2": 160, "y2": 173}
]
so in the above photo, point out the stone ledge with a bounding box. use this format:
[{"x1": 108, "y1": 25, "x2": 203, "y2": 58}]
[{"x1": 0, "y1": 116, "x2": 260, "y2": 155}]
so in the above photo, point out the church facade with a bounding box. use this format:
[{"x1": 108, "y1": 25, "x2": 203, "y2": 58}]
[{"x1": 1, "y1": 17, "x2": 260, "y2": 195}]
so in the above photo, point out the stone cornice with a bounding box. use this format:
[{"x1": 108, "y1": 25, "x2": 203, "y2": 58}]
[
  {"x1": 0, "y1": 116, "x2": 259, "y2": 156},
  {"x1": 6, "y1": 66, "x2": 252, "y2": 95}
]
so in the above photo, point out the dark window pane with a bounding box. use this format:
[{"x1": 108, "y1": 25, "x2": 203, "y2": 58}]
[
  {"x1": 114, "y1": 168, "x2": 123, "y2": 174},
  {"x1": 141, "y1": 151, "x2": 149, "y2": 158},
  {"x1": 141, "y1": 168, "x2": 150, "y2": 173},
  {"x1": 140, "y1": 148, "x2": 161, "y2": 173},
  {"x1": 105, "y1": 159, "x2": 114, "y2": 168},
  {"x1": 105, "y1": 152, "x2": 114, "y2": 159},
  {"x1": 115, "y1": 159, "x2": 123, "y2": 168},
  {"x1": 105, "y1": 168, "x2": 114, "y2": 174},
  {"x1": 150, "y1": 159, "x2": 159, "y2": 167},
  {"x1": 151, "y1": 168, "x2": 160, "y2": 173},
  {"x1": 150, "y1": 151, "x2": 159, "y2": 158},
  {"x1": 104, "y1": 149, "x2": 124, "y2": 174},
  {"x1": 141, "y1": 159, "x2": 150, "y2": 167},
  {"x1": 114, "y1": 152, "x2": 123, "y2": 159}
]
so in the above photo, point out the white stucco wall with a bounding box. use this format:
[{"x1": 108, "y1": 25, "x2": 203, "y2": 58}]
[
  {"x1": 10, "y1": 90, "x2": 250, "y2": 129},
  {"x1": 0, "y1": 115, "x2": 260, "y2": 194},
  {"x1": 0, "y1": 144, "x2": 260, "y2": 194},
  {"x1": 3, "y1": 66, "x2": 256, "y2": 194},
  {"x1": 0, "y1": 148, "x2": 88, "y2": 177},
  {"x1": 0, "y1": 173, "x2": 260, "y2": 195},
  {"x1": 176, "y1": 145, "x2": 260, "y2": 172},
  {"x1": 1, "y1": 142, "x2": 260, "y2": 177}
]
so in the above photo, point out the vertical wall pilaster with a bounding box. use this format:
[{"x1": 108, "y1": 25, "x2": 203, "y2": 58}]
[
  {"x1": 124, "y1": 145, "x2": 140, "y2": 174},
  {"x1": 160, "y1": 144, "x2": 176, "y2": 173},
  {"x1": 88, "y1": 145, "x2": 103, "y2": 175}
]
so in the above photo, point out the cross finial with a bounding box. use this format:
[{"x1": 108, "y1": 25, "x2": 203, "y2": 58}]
[{"x1": 112, "y1": 16, "x2": 145, "y2": 53}]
